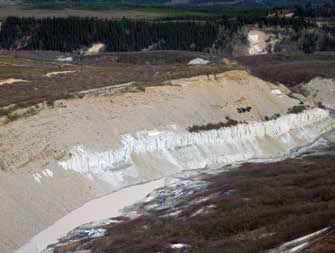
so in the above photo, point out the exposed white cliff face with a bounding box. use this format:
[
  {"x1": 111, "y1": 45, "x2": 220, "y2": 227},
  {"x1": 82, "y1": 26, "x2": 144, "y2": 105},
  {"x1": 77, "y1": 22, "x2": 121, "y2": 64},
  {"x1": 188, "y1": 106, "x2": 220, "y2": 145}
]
[
  {"x1": 59, "y1": 109, "x2": 334, "y2": 189},
  {"x1": 83, "y1": 43, "x2": 106, "y2": 56},
  {"x1": 248, "y1": 30, "x2": 268, "y2": 55},
  {"x1": 247, "y1": 29, "x2": 280, "y2": 55}
]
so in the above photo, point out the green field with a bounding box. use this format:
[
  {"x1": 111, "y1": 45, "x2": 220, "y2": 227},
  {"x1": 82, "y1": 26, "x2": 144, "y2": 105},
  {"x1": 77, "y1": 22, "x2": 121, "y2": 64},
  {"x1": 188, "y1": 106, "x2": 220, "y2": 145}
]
[{"x1": 19, "y1": 2, "x2": 218, "y2": 18}]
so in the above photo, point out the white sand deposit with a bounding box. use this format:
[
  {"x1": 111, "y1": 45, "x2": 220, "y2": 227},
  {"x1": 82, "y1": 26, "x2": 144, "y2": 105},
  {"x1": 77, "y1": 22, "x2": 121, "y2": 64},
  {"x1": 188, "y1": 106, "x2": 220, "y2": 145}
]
[
  {"x1": 270, "y1": 227, "x2": 330, "y2": 253},
  {"x1": 248, "y1": 30, "x2": 268, "y2": 55},
  {"x1": 84, "y1": 43, "x2": 106, "y2": 56},
  {"x1": 56, "y1": 56, "x2": 73, "y2": 62},
  {"x1": 0, "y1": 78, "x2": 28, "y2": 86},
  {"x1": 247, "y1": 29, "x2": 280, "y2": 55},
  {"x1": 188, "y1": 58, "x2": 210, "y2": 65},
  {"x1": 44, "y1": 71, "x2": 76, "y2": 78},
  {"x1": 247, "y1": 29, "x2": 281, "y2": 56}
]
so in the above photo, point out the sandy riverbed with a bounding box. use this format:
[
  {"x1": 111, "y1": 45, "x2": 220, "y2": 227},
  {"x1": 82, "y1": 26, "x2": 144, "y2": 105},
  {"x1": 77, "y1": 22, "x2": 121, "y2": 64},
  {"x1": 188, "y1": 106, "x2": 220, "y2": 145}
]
[{"x1": 15, "y1": 179, "x2": 164, "y2": 253}]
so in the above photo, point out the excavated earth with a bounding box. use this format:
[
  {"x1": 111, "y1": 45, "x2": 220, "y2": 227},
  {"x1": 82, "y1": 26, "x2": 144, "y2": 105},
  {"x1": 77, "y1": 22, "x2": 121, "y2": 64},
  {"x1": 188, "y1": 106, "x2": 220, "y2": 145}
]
[{"x1": 0, "y1": 52, "x2": 335, "y2": 253}]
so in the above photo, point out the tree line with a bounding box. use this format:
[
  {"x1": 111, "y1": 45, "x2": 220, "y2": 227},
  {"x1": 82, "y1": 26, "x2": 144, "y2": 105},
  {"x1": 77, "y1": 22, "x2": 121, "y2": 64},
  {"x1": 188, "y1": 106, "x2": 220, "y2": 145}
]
[
  {"x1": 0, "y1": 15, "x2": 332, "y2": 54},
  {"x1": 0, "y1": 17, "x2": 218, "y2": 52},
  {"x1": 295, "y1": 3, "x2": 335, "y2": 18}
]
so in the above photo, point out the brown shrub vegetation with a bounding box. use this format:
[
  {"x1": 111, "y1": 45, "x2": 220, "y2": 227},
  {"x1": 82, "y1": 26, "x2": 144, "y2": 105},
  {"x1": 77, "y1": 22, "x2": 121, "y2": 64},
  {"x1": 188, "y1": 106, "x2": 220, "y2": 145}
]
[{"x1": 54, "y1": 153, "x2": 335, "y2": 253}]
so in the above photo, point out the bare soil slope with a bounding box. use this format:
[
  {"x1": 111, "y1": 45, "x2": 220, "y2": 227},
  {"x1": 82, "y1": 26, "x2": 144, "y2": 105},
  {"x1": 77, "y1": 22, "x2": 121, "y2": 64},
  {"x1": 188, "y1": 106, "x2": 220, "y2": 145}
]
[
  {"x1": 0, "y1": 70, "x2": 299, "y2": 173},
  {"x1": 0, "y1": 68, "x2": 303, "y2": 253}
]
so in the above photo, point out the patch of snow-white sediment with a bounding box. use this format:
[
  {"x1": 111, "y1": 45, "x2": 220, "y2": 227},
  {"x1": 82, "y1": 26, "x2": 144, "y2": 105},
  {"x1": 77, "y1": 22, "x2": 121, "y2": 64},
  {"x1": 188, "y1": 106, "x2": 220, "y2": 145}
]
[
  {"x1": 170, "y1": 243, "x2": 189, "y2": 249},
  {"x1": 0, "y1": 78, "x2": 28, "y2": 86},
  {"x1": 248, "y1": 30, "x2": 268, "y2": 55},
  {"x1": 270, "y1": 227, "x2": 330, "y2": 253},
  {"x1": 58, "y1": 109, "x2": 334, "y2": 188},
  {"x1": 188, "y1": 58, "x2": 210, "y2": 65},
  {"x1": 45, "y1": 71, "x2": 76, "y2": 78},
  {"x1": 56, "y1": 56, "x2": 73, "y2": 62},
  {"x1": 271, "y1": 89, "x2": 283, "y2": 96},
  {"x1": 32, "y1": 169, "x2": 54, "y2": 184},
  {"x1": 83, "y1": 43, "x2": 105, "y2": 56}
]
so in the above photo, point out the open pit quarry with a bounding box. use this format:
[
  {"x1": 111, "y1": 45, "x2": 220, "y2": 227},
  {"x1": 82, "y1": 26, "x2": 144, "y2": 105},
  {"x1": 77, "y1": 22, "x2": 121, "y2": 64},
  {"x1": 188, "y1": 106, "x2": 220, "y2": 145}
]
[{"x1": 0, "y1": 70, "x2": 334, "y2": 253}]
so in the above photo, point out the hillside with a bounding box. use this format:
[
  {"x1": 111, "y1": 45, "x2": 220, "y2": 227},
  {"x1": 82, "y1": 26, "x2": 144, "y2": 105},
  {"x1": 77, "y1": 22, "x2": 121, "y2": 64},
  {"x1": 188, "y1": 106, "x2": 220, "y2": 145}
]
[
  {"x1": 50, "y1": 150, "x2": 335, "y2": 253},
  {"x1": 0, "y1": 51, "x2": 334, "y2": 253},
  {"x1": 0, "y1": 2, "x2": 335, "y2": 252}
]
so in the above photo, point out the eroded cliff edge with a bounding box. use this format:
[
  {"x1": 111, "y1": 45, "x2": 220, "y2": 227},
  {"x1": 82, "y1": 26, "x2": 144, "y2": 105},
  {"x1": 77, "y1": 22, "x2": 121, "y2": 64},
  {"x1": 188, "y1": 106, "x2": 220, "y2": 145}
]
[{"x1": 0, "y1": 70, "x2": 334, "y2": 253}]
